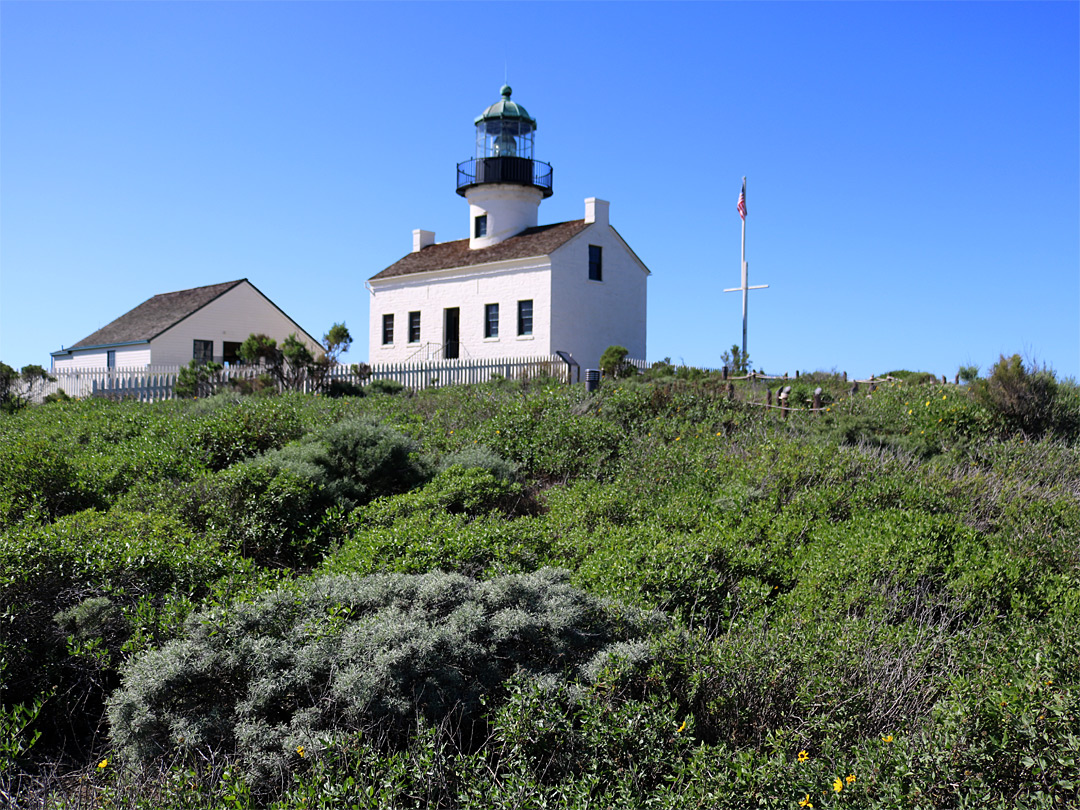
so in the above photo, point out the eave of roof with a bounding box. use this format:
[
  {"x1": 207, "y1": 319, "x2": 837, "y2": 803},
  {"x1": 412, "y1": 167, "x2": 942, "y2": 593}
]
[
  {"x1": 65, "y1": 280, "x2": 246, "y2": 351},
  {"x1": 370, "y1": 220, "x2": 590, "y2": 281}
]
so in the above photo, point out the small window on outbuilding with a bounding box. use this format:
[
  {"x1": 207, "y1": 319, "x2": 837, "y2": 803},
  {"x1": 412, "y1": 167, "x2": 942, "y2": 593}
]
[
  {"x1": 474, "y1": 214, "x2": 488, "y2": 238},
  {"x1": 589, "y1": 245, "x2": 603, "y2": 281},
  {"x1": 106, "y1": 350, "x2": 116, "y2": 369},
  {"x1": 193, "y1": 340, "x2": 214, "y2": 364},
  {"x1": 382, "y1": 314, "x2": 395, "y2": 345},
  {"x1": 408, "y1": 311, "x2": 421, "y2": 343}
]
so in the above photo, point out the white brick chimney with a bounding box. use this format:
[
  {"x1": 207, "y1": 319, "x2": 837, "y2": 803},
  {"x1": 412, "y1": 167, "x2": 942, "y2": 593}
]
[
  {"x1": 412, "y1": 229, "x2": 435, "y2": 252},
  {"x1": 584, "y1": 198, "x2": 609, "y2": 227}
]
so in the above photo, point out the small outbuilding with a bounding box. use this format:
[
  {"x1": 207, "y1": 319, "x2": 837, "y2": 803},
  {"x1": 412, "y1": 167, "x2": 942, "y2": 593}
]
[{"x1": 51, "y1": 279, "x2": 319, "y2": 370}]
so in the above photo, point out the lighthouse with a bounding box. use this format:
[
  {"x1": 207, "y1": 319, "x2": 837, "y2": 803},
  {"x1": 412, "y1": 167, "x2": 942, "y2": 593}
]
[
  {"x1": 455, "y1": 85, "x2": 554, "y2": 249},
  {"x1": 368, "y1": 85, "x2": 647, "y2": 370}
]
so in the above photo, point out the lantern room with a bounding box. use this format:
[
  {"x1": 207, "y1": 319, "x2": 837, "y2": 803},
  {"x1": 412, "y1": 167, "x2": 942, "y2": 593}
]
[
  {"x1": 457, "y1": 85, "x2": 553, "y2": 199},
  {"x1": 475, "y1": 85, "x2": 536, "y2": 159}
]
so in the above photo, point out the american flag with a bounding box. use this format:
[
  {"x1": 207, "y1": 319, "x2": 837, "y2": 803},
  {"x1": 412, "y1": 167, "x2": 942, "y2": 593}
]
[{"x1": 737, "y1": 180, "x2": 747, "y2": 220}]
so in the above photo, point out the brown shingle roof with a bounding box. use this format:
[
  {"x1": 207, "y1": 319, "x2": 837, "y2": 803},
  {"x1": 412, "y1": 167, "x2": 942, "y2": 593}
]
[
  {"x1": 370, "y1": 220, "x2": 590, "y2": 281},
  {"x1": 67, "y1": 280, "x2": 245, "y2": 350}
]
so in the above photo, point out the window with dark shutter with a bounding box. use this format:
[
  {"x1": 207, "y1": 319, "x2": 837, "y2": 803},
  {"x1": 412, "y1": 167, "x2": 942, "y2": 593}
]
[
  {"x1": 589, "y1": 245, "x2": 603, "y2": 281},
  {"x1": 517, "y1": 300, "x2": 533, "y2": 336}
]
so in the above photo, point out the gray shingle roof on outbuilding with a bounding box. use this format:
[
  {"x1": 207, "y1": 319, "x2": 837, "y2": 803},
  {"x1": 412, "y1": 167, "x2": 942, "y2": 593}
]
[{"x1": 65, "y1": 280, "x2": 246, "y2": 350}]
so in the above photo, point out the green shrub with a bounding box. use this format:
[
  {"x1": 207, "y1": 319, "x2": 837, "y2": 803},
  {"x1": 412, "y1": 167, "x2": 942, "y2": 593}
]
[
  {"x1": 307, "y1": 417, "x2": 429, "y2": 509},
  {"x1": 438, "y1": 444, "x2": 518, "y2": 482},
  {"x1": 0, "y1": 508, "x2": 250, "y2": 754},
  {"x1": 107, "y1": 569, "x2": 663, "y2": 787},
  {"x1": 187, "y1": 396, "x2": 305, "y2": 471},
  {"x1": 367, "y1": 378, "x2": 406, "y2": 395},
  {"x1": 884, "y1": 369, "x2": 938, "y2": 385},
  {"x1": 0, "y1": 436, "x2": 101, "y2": 528},
  {"x1": 361, "y1": 466, "x2": 523, "y2": 524},
  {"x1": 326, "y1": 379, "x2": 366, "y2": 398},
  {"x1": 200, "y1": 462, "x2": 325, "y2": 564},
  {"x1": 971, "y1": 354, "x2": 1077, "y2": 440}
]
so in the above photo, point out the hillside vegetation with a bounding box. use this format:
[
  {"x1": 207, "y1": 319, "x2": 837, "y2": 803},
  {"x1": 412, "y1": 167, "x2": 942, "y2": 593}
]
[{"x1": 1, "y1": 357, "x2": 1078, "y2": 808}]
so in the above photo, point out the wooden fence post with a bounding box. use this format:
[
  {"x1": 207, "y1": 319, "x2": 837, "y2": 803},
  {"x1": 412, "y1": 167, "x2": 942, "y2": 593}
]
[
  {"x1": 767, "y1": 388, "x2": 772, "y2": 407},
  {"x1": 726, "y1": 382, "x2": 734, "y2": 401},
  {"x1": 843, "y1": 371, "x2": 847, "y2": 382},
  {"x1": 812, "y1": 387, "x2": 822, "y2": 412}
]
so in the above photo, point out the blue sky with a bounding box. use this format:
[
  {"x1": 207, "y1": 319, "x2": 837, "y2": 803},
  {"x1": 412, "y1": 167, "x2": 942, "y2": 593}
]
[{"x1": 2, "y1": 1, "x2": 1077, "y2": 380}]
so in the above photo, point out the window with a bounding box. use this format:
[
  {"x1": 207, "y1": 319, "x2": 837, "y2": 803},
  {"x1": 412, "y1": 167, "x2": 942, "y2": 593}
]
[
  {"x1": 589, "y1": 245, "x2": 603, "y2": 281},
  {"x1": 484, "y1": 303, "x2": 499, "y2": 338},
  {"x1": 223, "y1": 341, "x2": 242, "y2": 365},
  {"x1": 106, "y1": 350, "x2": 116, "y2": 369},
  {"x1": 193, "y1": 340, "x2": 213, "y2": 364},
  {"x1": 382, "y1": 314, "x2": 394, "y2": 345},
  {"x1": 474, "y1": 214, "x2": 487, "y2": 238},
  {"x1": 408, "y1": 311, "x2": 421, "y2": 343},
  {"x1": 517, "y1": 299, "x2": 533, "y2": 336}
]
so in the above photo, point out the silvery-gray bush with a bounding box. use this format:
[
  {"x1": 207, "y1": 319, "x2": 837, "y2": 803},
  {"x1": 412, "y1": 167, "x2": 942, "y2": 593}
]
[{"x1": 107, "y1": 568, "x2": 663, "y2": 786}]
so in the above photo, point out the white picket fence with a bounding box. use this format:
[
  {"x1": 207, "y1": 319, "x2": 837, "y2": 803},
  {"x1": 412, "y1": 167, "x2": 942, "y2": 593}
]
[{"x1": 40, "y1": 355, "x2": 590, "y2": 402}]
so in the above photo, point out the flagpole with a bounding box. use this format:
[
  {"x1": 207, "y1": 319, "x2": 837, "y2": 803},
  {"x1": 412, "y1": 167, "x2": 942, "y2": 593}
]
[
  {"x1": 741, "y1": 176, "x2": 747, "y2": 361},
  {"x1": 724, "y1": 176, "x2": 767, "y2": 372}
]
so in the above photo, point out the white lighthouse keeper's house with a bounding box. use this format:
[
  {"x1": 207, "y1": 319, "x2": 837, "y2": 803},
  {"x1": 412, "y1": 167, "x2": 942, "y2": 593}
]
[{"x1": 367, "y1": 85, "x2": 648, "y2": 371}]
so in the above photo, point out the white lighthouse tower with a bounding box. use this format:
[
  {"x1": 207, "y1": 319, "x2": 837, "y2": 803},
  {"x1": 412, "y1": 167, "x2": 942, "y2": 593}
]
[{"x1": 456, "y1": 85, "x2": 554, "y2": 249}]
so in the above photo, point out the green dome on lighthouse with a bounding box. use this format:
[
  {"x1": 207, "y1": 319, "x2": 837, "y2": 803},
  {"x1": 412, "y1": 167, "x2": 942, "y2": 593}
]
[{"x1": 474, "y1": 84, "x2": 536, "y2": 126}]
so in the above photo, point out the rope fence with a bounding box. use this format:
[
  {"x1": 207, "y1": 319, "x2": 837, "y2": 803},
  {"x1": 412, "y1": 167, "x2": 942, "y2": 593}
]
[{"x1": 709, "y1": 370, "x2": 958, "y2": 417}]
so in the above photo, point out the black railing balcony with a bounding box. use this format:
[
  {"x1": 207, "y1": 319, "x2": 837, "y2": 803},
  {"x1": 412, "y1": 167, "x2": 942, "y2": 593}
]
[{"x1": 456, "y1": 156, "x2": 553, "y2": 198}]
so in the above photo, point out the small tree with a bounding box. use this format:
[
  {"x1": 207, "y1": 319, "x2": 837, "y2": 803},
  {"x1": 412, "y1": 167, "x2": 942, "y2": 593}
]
[
  {"x1": 0, "y1": 363, "x2": 56, "y2": 412},
  {"x1": 174, "y1": 360, "x2": 224, "y2": 399},
  {"x1": 721, "y1": 344, "x2": 751, "y2": 375},
  {"x1": 238, "y1": 324, "x2": 353, "y2": 393},
  {"x1": 972, "y1": 354, "x2": 1059, "y2": 438},
  {"x1": 599, "y1": 345, "x2": 637, "y2": 379},
  {"x1": 958, "y1": 364, "x2": 980, "y2": 384}
]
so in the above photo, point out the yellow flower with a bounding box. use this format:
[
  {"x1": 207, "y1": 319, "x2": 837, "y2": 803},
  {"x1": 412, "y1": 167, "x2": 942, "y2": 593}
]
[
  {"x1": 676, "y1": 719, "x2": 687, "y2": 733},
  {"x1": 846, "y1": 774, "x2": 856, "y2": 784},
  {"x1": 942, "y1": 394, "x2": 947, "y2": 400},
  {"x1": 907, "y1": 409, "x2": 912, "y2": 415},
  {"x1": 797, "y1": 749, "x2": 809, "y2": 763},
  {"x1": 296, "y1": 746, "x2": 305, "y2": 758},
  {"x1": 98, "y1": 758, "x2": 108, "y2": 769},
  {"x1": 833, "y1": 777, "x2": 843, "y2": 792},
  {"x1": 799, "y1": 795, "x2": 813, "y2": 808},
  {"x1": 881, "y1": 734, "x2": 893, "y2": 743}
]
